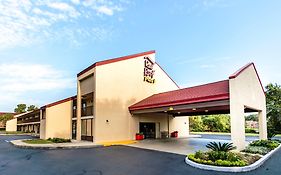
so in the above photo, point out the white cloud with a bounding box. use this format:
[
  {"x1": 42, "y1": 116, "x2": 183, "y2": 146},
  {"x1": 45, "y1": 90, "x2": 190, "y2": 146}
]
[
  {"x1": 0, "y1": 63, "x2": 75, "y2": 93},
  {"x1": 0, "y1": 0, "x2": 129, "y2": 50},
  {"x1": 71, "y1": 0, "x2": 80, "y2": 5},
  {"x1": 47, "y1": 2, "x2": 80, "y2": 18},
  {"x1": 0, "y1": 63, "x2": 76, "y2": 111},
  {"x1": 96, "y1": 5, "x2": 114, "y2": 16}
]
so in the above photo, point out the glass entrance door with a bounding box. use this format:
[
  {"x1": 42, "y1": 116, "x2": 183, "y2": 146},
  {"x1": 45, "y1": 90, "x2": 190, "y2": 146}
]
[
  {"x1": 140, "y1": 122, "x2": 156, "y2": 139},
  {"x1": 81, "y1": 118, "x2": 93, "y2": 141},
  {"x1": 72, "y1": 120, "x2": 77, "y2": 139}
]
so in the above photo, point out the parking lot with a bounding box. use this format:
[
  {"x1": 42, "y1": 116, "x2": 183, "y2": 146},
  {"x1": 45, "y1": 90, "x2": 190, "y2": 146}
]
[{"x1": 0, "y1": 135, "x2": 281, "y2": 175}]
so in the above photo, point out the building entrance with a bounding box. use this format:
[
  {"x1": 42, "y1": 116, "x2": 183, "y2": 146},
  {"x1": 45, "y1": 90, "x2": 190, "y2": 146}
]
[{"x1": 140, "y1": 122, "x2": 156, "y2": 139}]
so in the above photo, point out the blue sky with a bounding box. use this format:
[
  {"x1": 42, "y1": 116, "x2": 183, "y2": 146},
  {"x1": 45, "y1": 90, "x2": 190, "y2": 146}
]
[{"x1": 0, "y1": 0, "x2": 281, "y2": 112}]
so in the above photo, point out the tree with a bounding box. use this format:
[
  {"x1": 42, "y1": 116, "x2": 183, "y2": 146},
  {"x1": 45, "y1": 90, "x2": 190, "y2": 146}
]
[
  {"x1": 202, "y1": 115, "x2": 230, "y2": 132},
  {"x1": 0, "y1": 113, "x2": 14, "y2": 126},
  {"x1": 14, "y1": 104, "x2": 27, "y2": 114},
  {"x1": 27, "y1": 105, "x2": 38, "y2": 111},
  {"x1": 265, "y1": 83, "x2": 281, "y2": 138},
  {"x1": 245, "y1": 114, "x2": 258, "y2": 121},
  {"x1": 189, "y1": 116, "x2": 204, "y2": 132}
]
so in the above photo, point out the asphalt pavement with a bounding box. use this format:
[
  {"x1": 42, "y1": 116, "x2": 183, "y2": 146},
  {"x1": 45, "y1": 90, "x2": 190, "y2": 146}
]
[{"x1": 0, "y1": 135, "x2": 280, "y2": 175}]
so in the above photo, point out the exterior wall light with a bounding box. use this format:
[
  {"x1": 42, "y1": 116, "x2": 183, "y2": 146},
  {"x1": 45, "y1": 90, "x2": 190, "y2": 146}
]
[
  {"x1": 192, "y1": 108, "x2": 196, "y2": 111},
  {"x1": 169, "y1": 107, "x2": 174, "y2": 111},
  {"x1": 205, "y1": 110, "x2": 208, "y2": 112}
]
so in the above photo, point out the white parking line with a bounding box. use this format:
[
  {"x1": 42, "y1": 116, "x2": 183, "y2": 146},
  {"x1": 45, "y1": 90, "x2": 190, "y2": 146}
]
[{"x1": 4, "y1": 140, "x2": 9, "y2": 143}]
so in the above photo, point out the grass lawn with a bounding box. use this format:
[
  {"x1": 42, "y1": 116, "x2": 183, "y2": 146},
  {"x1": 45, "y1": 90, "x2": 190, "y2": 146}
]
[
  {"x1": 1, "y1": 131, "x2": 25, "y2": 135},
  {"x1": 23, "y1": 139, "x2": 53, "y2": 144}
]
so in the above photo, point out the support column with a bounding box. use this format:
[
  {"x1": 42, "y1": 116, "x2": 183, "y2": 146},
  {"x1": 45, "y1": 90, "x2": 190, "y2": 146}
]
[
  {"x1": 230, "y1": 104, "x2": 246, "y2": 150},
  {"x1": 258, "y1": 110, "x2": 267, "y2": 140},
  {"x1": 167, "y1": 114, "x2": 170, "y2": 138},
  {"x1": 76, "y1": 80, "x2": 82, "y2": 141}
]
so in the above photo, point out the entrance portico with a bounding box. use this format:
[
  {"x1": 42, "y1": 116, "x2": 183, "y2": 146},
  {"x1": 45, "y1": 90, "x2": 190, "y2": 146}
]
[{"x1": 130, "y1": 63, "x2": 267, "y2": 150}]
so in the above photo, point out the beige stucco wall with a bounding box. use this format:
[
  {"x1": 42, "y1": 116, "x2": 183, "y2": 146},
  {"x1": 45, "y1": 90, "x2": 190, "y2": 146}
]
[
  {"x1": 6, "y1": 118, "x2": 17, "y2": 132},
  {"x1": 93, "y1": 52, "x2": 179, "y2": 143},
  {"x1": 40, "y1": 119, "x2": 46, "y2": 139},
  {"x1": 137, "y1": 114, "x2": 189, "y2": 138},
  {"x1": 229, "y1": 65, "x2": 267, "y2": 150},
  {"x1": 44, "y1": 101, "x2": 72, "y2": 139},
  {"x1": 169, "y1": 116, "x2": 189, "y2": 137}
]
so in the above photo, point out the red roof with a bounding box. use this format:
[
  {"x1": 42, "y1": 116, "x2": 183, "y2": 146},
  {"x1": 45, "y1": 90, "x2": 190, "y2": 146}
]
[
  {"x1": 129, "y1": 80, "x2": 230, "y2": 111},
  {"x1": 77, "y1": 50, "x2": 155, "y2": 77}
]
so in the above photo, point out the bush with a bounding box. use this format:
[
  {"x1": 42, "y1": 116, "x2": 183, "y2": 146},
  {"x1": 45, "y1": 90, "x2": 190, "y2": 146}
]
[
  {"x1": 249, "y1": 140, "x2": 280, "y2": 150},
  {"x1": 188, "y1": 153, "x2": 247, "y2": 167},
  {"x1": 206, "y1": 142, "x2": 236, "y2": 152},
  {"x1": 243, "y1": 146, "x2": 270, "y2": 155},
  {"x1": 245, "y1": 128, "x2": 257, "y2": 133},
  {"x1": 47, "y1": 138, "x2": 71, "y2": 143}
]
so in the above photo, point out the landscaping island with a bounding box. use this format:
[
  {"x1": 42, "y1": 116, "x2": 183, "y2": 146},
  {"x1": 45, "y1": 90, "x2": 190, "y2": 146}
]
[
  {"x1": 23, "y1": 138, "x2": 71, "y2": 144},
  {"x1": 186, "y1": 140, "x2": 281, "y2": 172}
]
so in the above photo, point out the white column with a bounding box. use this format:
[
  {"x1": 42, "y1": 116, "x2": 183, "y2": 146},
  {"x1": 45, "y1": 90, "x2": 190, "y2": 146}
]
[
  {"x1": 258, "y1": 109, "x2": 267, "y2": 140},
  {"x1": 230, "y1": 104, "x2": 246, "y2": 150},
  {"x1": 76, "y1": 80, "x2": 82, "y2": 141}
]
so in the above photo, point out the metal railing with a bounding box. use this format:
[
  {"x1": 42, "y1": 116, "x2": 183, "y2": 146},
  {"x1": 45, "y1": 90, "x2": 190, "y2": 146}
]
[{"x1": 17, "y1": 117, "x2": 40, "y2": 124}]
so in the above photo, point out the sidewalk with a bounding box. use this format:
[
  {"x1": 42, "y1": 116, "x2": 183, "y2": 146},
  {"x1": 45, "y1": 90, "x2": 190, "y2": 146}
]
[{"x1": 11, "y1": 139, "x2": 102, "y2": 149}]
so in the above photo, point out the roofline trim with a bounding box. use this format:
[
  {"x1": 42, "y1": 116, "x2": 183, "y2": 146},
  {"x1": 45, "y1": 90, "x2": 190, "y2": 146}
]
[
  {"x1": 229, "y1": 62, "x2": 265, "y2": 93},
  {"x1": 77, "y1": 50, "x2": 156, "y2": 77},
  {"x1": 229, "y1": 62, "x2": 253, "y2": 79},
  {"x1": 129, "y1": 93, "x2": 230, "y2": 111},
  {"x1": 41, "y1": 95, "x2": 76, "y2": 109}
]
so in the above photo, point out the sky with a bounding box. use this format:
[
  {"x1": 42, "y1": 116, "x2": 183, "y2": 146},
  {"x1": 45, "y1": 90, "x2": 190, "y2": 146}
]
[{"x1": 0, "y1": 0, "x2": 281, "y2": 112}]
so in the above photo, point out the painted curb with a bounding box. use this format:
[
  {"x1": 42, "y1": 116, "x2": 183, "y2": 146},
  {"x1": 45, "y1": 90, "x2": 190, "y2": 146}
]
[
  {"x1": 185, "y1": 144, "x2": 281, "y2": 172},
  {"x1": 10, "y1": 139, "x2": 103, "y2": 150}
]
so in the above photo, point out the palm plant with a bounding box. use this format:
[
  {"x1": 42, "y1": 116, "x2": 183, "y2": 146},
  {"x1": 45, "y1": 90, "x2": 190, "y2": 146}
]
[{"x1": 206, "y1": 142, "x2": 236, "y2": 152}]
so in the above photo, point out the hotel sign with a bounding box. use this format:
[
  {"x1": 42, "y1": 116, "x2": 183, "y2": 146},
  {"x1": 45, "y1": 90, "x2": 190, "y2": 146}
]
[{"x1": 143, "y1": 56, "x2": 155, "y2": 84}]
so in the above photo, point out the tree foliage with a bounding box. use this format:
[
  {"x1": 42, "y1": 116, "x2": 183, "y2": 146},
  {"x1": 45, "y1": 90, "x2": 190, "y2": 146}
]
[
  {"x1": 189, "y1": 116, "x2": 204, "y2": 132},
  {"x1": 245, "y1": 114, "x2": 258, "y2": 121},
  {"x1": 190, "y1": 114, "x2": 230, "y2": 132},
  {"x1": 14, "y1": 104, "x2": 38, "y2": 113},
  {"x1": 14, "y1": 104, "x2": 27, "y2": 114},
  {"x1": 265, "y1": 83, "x2": 281, "y2": 137},
  {"x1": 27, "y1": 105, "x2": 38, "y2": 111},
  {"x1": 0, "y1": 113, "x2": 14, "y2": 126}
]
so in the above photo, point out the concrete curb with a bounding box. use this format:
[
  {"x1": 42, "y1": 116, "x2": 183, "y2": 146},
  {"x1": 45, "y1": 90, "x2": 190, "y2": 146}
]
[
  {"x1": 10, "y1": 139, "x2": 103, "y2": 149},
  {"x1": 0, "y1": 133, "x2": 38, "y2": 136},
  {"x1": 185, "y1": 144, "x2": 281, "y2": 172}
]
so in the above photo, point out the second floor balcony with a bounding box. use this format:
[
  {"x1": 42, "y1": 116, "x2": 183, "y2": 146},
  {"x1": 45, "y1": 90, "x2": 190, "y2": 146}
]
[
  {"x1": 82, "y1": 106, "x2": 93, "y2": 117},
  {"x1": 17, "y1": 117, "x2": 40, "y2": 124}
]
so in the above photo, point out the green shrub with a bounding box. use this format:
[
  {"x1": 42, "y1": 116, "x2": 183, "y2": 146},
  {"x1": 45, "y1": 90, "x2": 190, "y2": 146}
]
[
  {"x1": 207, "y1": 151, "x2": 227, "y2": 161},
  {"x1": 188, "y1": 153, "x2": 247, "y2": 167},
  {"x1": 206, "y1": 142, "x2": 236, "y2": 152},
  {"x1": 47, "y1": 138, "x2": 71, "y2": 143},
  {"x1": 249, "y1": 140, "x2": 280, "y2": 150},
  {"x1": 245, "y1": 128, "x2": 257, "y2": 133},
  {"x1": 194, "y1": 150, "x2": 208, "y2": 160},
  {"x1": 243, "y1": 146, "x2": 271, "y2": 155}
]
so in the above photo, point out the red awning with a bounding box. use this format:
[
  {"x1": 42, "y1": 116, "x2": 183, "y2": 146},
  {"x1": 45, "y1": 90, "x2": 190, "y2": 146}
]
[{"x1": 129, "y1": 80, "x2": 229, "y2": 111}]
